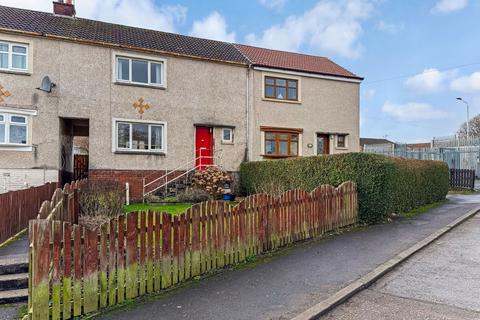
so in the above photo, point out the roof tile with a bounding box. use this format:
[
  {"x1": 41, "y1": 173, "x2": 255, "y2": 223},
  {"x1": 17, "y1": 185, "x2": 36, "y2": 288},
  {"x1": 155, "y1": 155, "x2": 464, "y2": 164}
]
[
  {"x1": 0, "y1": 5, "x2": 361, "y2": 79},
  {"x1": 235, "y1": 44, "x2": 362, "y2": 80},
  {"x1": 0, "y1": 5, "x2": 248, "y2": 64}
]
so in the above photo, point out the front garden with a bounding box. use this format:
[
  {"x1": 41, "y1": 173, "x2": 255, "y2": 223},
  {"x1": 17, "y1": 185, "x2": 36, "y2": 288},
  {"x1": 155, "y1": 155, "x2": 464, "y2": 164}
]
[
  {"x1": 75, "y1": 153, "x2": 449, "y2": 228},
  {"x1": 27, "y1": 152, "x2": 451, "y2": 319},
  {"x1": 78, "y1": 167, "x2": 234, "y2": 227}
]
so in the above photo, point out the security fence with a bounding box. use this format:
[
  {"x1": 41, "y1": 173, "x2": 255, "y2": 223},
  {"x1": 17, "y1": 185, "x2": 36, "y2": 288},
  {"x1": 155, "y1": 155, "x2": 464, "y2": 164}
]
[{"x1": 364, "y1": 144, "x2": 480, "y2": 173}]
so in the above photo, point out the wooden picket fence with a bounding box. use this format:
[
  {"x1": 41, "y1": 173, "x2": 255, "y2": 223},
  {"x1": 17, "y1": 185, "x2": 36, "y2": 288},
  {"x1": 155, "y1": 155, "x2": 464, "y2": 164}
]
[
  {"x1": 37, "y1": 179, "x2": 87, "y2": 223},
  {"x1": 0, "y1": 182, "x2": 57, "y2": 244},
  {"x1": 28, "y1": 181, "x2": 358, "y2": 319},
  {"x1": 449, "y1": 168, "x2": 475, "y2": 190}
]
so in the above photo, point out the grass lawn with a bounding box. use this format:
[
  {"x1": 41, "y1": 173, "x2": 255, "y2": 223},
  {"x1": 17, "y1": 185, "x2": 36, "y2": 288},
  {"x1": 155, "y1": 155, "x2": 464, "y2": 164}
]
[{"x1": 124, "y1": 203, "x2": 192, "y2": 215}]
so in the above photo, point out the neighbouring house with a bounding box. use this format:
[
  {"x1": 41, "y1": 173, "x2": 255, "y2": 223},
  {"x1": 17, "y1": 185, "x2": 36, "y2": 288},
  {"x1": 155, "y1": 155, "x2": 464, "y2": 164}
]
[
  {"x1": 406, "y1": 142, "x2": 432, "y2": 150},
  {"x1": 0, "y1": 2, "x2": 362, "y2": 199},
  {"x1": 360, "y1": 138, "x2": 395, "y2": 153}
]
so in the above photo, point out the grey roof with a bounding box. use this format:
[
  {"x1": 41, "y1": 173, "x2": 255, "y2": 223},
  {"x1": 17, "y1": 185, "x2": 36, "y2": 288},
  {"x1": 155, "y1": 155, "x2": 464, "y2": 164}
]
[
  {"x1": 0, "y1": 5, "x2": 363, "y2": 79},
  {"x1": 0, "y1": 5, "x2": 249, "y2": 64},
  {"x1": 360, "y1": 138, "x2": 394, "y2": 146}
]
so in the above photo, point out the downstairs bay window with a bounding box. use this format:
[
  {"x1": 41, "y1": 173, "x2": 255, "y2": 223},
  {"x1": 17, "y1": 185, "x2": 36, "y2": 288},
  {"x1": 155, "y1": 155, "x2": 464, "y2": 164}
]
[
  {"x1": 261, "y1": 126, "x2": 303, "y2": 158},
  {"x1": 113, "y1": 119, "x2": 166, "y2": 154}
]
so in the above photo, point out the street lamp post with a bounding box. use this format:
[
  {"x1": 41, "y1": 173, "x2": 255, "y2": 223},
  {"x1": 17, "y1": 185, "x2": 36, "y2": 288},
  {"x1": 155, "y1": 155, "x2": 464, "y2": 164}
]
[{"x1": 457, "y1": 97, "x2": 470, "y2": 138}]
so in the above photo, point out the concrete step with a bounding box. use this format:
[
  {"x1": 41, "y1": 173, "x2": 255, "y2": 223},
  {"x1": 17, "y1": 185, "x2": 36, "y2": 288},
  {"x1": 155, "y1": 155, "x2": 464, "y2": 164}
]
[
  {"x1": 0, "y1": 288, "x2": 28, "y2": 304},
  {"x1": 0, "y1": 255, "x2": 28, "y2": 275},
  {"x1": 0, "y1": 273, "x2": 28, "y2": 291}
]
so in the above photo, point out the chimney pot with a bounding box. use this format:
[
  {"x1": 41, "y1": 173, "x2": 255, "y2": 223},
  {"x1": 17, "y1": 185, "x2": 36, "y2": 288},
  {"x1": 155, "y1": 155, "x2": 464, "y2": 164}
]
[{"x1": 53, "y1": 1, "x2": 76, "y2": 17}]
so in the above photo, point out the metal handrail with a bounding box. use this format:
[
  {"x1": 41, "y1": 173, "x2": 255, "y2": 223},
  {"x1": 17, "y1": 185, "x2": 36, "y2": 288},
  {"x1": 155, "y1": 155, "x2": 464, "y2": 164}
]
[
  {"x1": 142, "y1": 148, "x2": 210, "y2": 181},
  {"x1": 142, "y1": 148, "x2": 223, "y2": 201},
  {"x1": 143, "y1": 162, "x2": 218, "y2": 198},
  {"x1": 144, "y1": 148, "x2": 219, "y2": 188}
]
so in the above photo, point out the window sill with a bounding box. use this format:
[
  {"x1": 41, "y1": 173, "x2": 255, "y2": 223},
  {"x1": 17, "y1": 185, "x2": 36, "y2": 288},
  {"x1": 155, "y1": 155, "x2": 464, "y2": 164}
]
[
  {"x1": 261, "y1": 154, "x2": 299, "y2": 159},
  {"x1": 114, "y1": 150, "x2": 166, "y2": 156},
  {"x1": 262, "y1": 97, "x2": 301, "y2": 105},
  {"x1": 0, "y1": 69, "x2": 31, "y2": 76},
  {"x1": 114, "y1": 81, "x2": 166, "y2": 90},
  {"x1": 221, "y1": 141, "x2": 234, "y2": 145},
  {"x1": 335, "y1": 147, "x2": 348, "y2": 150},
  {"x1": 0, "y1": 145, "x2": 33, "y2": 152}
]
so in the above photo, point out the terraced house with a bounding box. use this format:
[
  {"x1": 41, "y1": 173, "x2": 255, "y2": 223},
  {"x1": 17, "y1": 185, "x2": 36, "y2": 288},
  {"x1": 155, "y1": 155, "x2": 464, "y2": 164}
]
[{"x1": 0, "y1": 2, "x2": 362, "y2": 199}]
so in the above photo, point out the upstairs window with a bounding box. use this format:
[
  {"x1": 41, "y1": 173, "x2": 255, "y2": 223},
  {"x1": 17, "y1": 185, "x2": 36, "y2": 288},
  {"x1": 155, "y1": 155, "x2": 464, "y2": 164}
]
[
  {"x1": 0, "y1": 113, "x2": 28, "y2": 145},
  {"x1": 0, "y1": 41, "x2": 28, "y2": 72},
  {"x1": 116, "y1": 56, "x2": 164, "y2": 87},
  {"x1": 265, "y1": 76, "x2": 298, "y2": 101}
]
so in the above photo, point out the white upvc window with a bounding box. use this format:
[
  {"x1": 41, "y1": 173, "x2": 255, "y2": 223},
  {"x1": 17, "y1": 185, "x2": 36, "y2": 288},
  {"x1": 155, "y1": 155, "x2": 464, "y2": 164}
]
[
  {"x1": 221, "y1": 128, "x2": 234, "y2": 144},
  {"x1": 0, "y1": 41, "x2": 28, "y2": 72},
  {"x1": 116, "y1": 55, "x2": 165, "y2": 87},
  {"x1": 114, "y1": 119, "x2": 166, "y2": 153},
  {"x1": 0, "y1": 113, "x2": 28, "y2": 145}
]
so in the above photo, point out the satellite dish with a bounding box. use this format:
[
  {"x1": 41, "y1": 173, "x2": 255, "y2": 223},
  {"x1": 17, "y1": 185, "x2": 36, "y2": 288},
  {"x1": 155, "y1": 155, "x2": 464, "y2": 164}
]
[{"x1": 37, "y1": 76, "x2": 56, "y2": 93}]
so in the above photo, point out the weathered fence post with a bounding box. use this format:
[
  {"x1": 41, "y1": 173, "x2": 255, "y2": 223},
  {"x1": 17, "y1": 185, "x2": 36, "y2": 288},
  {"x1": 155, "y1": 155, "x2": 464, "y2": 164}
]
[
  {"x1": 28, "y1": 181, "x2": 359, "y2": 319},
  {"x1": 31, "y1": 219, "x2": 50, "y2": 320}
]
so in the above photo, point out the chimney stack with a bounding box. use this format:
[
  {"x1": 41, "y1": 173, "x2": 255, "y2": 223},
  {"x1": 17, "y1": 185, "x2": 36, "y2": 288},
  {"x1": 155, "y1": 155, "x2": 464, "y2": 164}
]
[{"x1": 53, "y1": 0, "x2": 76, "y2": 17}]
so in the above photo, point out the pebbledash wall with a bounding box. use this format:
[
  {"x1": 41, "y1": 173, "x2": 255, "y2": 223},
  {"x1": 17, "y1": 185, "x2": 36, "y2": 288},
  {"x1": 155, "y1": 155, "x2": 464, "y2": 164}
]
[
  {"x1": 248, "y1": 68, "x2": 360, "y2": 161},
  {"x1": 0, "y1": 31, "x2": 247, "y2": 198},
  {"x1": 0, "y1": 29, "x2": 360, "y2": 200}
]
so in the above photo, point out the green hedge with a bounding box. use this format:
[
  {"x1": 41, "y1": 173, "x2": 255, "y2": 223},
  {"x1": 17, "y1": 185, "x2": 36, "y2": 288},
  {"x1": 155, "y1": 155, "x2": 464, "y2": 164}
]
[{"x1": 240, "y1": 153, "x2": 449, "y2": 224}]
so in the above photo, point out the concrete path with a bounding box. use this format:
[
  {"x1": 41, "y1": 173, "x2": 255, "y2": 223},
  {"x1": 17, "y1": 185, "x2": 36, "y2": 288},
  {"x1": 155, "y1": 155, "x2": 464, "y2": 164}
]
[
  {"x1": 322, "y1": 212, "x2": 480, "y2": 319},
  {"x1": 97, "y1": 194, "x2": 480, "y2": 320},
  {"x1": 0, "y1": 234, "x2": 28, "y2": 257},
  {"x1": 0, "y1": 234, "x2": 29, "y2": 319}
]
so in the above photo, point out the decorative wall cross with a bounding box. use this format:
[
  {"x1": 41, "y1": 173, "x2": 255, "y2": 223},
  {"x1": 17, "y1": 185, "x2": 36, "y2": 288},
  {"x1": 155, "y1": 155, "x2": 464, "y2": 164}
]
[
  {"x1": 133, "y1": 98, "x2": 150, "y2": 114},
  {"x1": 0, "y1": 84, "x2": 12, "y2": 103}
]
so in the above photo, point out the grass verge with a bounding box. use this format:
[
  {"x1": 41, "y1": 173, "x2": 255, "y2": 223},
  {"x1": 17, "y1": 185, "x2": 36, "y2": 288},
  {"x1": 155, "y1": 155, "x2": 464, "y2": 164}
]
[
  {"x1": 448, "y1": 189, "x2": 478, "y2": 195},
  {"x1": 399, "y1": 200, "x2": 447, "y2": 219}
]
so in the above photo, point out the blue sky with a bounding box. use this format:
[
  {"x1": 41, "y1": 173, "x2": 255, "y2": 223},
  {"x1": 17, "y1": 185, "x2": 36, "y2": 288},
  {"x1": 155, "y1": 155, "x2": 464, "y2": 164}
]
[{"x1": 2, "y1": 0, "x2": 480, "y2": 142}]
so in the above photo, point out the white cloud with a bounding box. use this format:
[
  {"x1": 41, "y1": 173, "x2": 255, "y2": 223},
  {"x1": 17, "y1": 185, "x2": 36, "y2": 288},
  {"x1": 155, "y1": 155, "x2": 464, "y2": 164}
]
[
  {"x1": 376, "y1": 20, "x2": 404, "y2": 34},
  {"x1": 246, "y1": 0, "x2": 374, "y2": 59},
  {"x1": 431, "y1": 0, "x2": 468, "y2": 14},
  {"x1": 404, "y1": 68, "x2": 457, "y2": 94},
  {"x1": 382, "y1": 101, "x2": 448, "y2": 121},
  {"x1": 190, "y1": 11, "x2": 236, "y2": 42},
  {"x1": 0, "y1": 0, "x2": 187, "y2": 33},
  {"x1": 258, "y1": 0, "x2": 287, "y2": 10},
  {"x1": 362, "y1": 89, "x2": 375, "y2": 99},
  {"x1": 450, "y1": 72, "x2": 480, "y2": 93}
]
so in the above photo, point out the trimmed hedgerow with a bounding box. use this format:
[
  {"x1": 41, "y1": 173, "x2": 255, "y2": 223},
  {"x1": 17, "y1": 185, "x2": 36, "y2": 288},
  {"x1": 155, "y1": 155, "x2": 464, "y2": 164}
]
[{"x1": 239, "y1": 153, "x2": 448, "y2": 224}]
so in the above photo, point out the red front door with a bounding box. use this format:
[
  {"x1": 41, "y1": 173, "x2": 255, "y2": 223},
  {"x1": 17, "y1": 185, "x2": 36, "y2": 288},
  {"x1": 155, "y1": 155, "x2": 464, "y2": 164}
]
[{"x1": 195, "y1": 126, "x2": 213, "y2": 170}]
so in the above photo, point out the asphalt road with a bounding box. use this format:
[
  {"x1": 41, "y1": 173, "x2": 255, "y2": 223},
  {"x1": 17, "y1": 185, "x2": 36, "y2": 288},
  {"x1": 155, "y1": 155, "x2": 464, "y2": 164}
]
[
  {"x1": 96, "y1": 195, "x2": 480, "y2": 320},
  {"x1": 322, "y1": 212, "x2": 480, "y2": 320}
]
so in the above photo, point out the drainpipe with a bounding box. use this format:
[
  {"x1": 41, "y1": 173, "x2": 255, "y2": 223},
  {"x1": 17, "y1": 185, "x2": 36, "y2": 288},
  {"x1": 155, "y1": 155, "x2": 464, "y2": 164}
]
[{"x1": 245, "y1": 65, "x2": 252, "y2": 162}]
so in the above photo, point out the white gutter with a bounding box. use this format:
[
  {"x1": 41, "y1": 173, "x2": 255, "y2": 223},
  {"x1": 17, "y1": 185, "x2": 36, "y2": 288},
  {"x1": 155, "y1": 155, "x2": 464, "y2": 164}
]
[{"x1": 253, "y1": 66, "x2": 363, "y2": 84}]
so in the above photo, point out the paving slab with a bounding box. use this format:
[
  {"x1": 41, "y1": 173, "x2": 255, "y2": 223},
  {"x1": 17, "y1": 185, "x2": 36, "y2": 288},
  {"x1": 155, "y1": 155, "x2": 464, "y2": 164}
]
[
  {"x1": 322, "y1": 212, "x2": 480, "y2": 319},
  {"x1": 97, "y1": 194, "x2": 480, "y2": 320}
]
